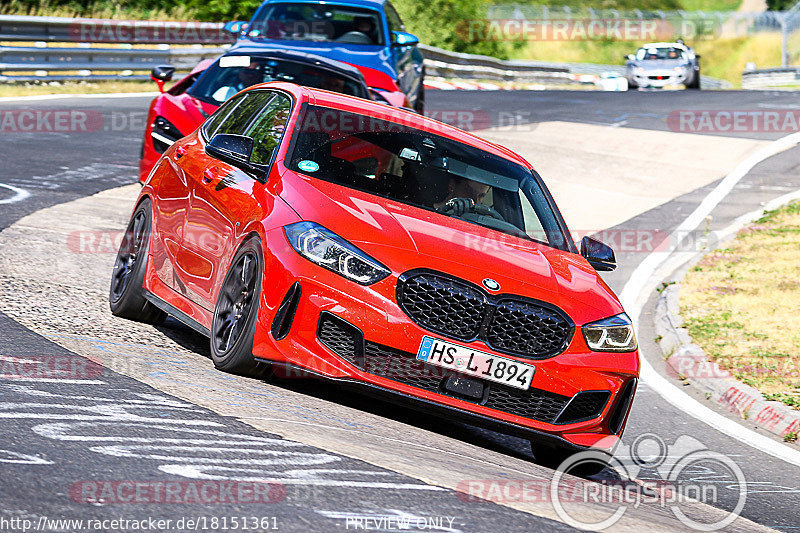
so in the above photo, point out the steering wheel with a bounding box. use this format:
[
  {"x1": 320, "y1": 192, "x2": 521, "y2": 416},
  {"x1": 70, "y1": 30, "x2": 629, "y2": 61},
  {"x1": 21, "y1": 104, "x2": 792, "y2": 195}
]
[{"x1": 436, "y1": 198, "x2": 505, "y2": 221}]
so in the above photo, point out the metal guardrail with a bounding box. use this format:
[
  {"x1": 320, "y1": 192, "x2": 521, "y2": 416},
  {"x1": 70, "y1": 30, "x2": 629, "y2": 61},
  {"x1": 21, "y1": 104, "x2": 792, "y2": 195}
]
[
  {"x1": 0, "y1": 46, "x2": 226, "y2": 71},
  {"x1": 0, "y1": 14, "x2": 731, "y2": 89},
  {"x1": 419, "y1": 44, "x2": 731, "y2": 89},
  {"x1": 742, "y1": 67, "x2": 800, "y2": 88},
  {"x1": 0, "y1": 14, "x2": 231, "y2": 44}
]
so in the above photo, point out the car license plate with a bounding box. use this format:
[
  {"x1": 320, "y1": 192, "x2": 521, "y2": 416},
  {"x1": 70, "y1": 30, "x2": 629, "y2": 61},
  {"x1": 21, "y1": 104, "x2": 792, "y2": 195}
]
[{"x1": 416, "y1": 336, "x2": 534, "y2": 390}]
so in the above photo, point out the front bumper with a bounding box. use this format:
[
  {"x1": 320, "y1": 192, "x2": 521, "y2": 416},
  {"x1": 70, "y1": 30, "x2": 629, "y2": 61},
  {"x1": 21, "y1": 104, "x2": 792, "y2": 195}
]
[
  {"x1": 629, "y1": 70, "x2": 690, "y2": 88},
  {"x1": 251, "y1": 228, "x2": 639, "y2": 452}
]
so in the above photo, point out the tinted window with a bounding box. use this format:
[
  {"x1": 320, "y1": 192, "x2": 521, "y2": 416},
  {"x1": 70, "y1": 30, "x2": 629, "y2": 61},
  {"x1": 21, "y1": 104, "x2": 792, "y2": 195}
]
[
  {"x1": 244, "y1": 93, "x2": 292, "y2": 165},
  {"x1": 202, "y1": 92, "x2": 247, "y2": 139},
  {"x1": 288, "y1": 106, "x2": 569, "y2": 250},
  {"x1": 188, "y1": 55, "x2": 367, "y2": 105},
  {"x1": 214, "y1": 91, "x2": 275, "y2": 137},
  {"x1": 248, "y1": 3, "x2": 384, "y2": 45}
]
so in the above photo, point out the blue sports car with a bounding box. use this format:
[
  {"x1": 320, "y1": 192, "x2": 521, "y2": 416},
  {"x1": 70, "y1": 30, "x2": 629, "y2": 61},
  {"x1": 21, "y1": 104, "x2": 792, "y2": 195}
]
[{"x1": 225, "y1": 0, "x2": 425, "y2": 112}]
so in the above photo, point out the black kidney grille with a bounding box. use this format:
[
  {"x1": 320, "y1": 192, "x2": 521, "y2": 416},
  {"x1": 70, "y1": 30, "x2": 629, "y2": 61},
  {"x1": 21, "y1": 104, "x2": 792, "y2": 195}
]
[
  {"x1": 398, "y1": 272, "x2": 573, "y2": 358},
  {"x1": 398, "y1": 273, "x2": 486, "y2": 340},
  {"x1": 554, "y1": 391, "x2": 610, "y2": 425},
  {"x1": 486, "y1": 299, "x2": 574, "y2": 357}
]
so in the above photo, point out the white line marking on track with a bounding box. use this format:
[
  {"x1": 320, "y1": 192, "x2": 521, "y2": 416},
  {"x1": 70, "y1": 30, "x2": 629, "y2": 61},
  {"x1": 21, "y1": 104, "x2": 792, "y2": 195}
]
[
  {"x1": 620, "y1": 131, "x2": 800, "y2": 467},
  {"x1": 0, "y1": 183, "x2": 30, "y2": 204},
  {"x1": 236, "y1": 417, "x2": 552, "y2": 481},
  {"x1": 159, "y1": 465, "x2": 447, "y2": 490},
  {"x1": 0, "y1": 449, "x2": 53, "y2": 465}
]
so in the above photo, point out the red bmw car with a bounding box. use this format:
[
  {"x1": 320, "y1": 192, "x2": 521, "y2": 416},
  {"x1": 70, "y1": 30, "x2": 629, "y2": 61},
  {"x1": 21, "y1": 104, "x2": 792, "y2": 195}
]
[
  {"x1": 139, "y1": 47, "x2": 380, "y2": 183},
  {"x1": 112, "y1": 82, "x2": 639, "y2": 467}
]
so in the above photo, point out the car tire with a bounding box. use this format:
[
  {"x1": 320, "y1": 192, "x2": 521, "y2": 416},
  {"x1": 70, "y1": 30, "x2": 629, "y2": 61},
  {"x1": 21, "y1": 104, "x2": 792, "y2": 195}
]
[
  {"x1": 531, "y1": 441, "x2": 611, "y2": 477},
  {"x1": 627, "y1": 78, "x2": 639, "y2": 90},
  {"x1": 109, "y1": 198, "x2": 166, "y2": 324},
  {"x1": 210, "y1": 236, "x2": 270, "y2": 377},
  {"x1": 687, "y1": 72, "x2": 701, "y2": 89},
  {"x1": 414, "y1": 81, "x2": 425, "y2": 114}
]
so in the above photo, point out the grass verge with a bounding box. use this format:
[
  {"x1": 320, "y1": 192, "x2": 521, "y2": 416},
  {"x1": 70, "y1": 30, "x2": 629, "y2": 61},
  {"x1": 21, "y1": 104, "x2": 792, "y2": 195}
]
[
  {"x1": 0, "y1": 80, "x2": 157, "y2": 97},
  {"x1": 680, "y1": 201, "x2": 800, "y2": 410}
]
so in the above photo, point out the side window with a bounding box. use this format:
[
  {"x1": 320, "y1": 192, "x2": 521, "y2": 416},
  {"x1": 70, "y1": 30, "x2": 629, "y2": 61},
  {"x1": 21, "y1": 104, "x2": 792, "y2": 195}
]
[
  {"x1": 214, "y1": 91, "x2": 275, "y2": 136},
  {"x1": 202, "y1": 92, "x2": 246, "y2": 139},
  {"x1": 244, "y1": 93, "x2": 293, "y2": 165},
  {"x1": 385, "y1": 2, "x2": 405, "y2": 32}
]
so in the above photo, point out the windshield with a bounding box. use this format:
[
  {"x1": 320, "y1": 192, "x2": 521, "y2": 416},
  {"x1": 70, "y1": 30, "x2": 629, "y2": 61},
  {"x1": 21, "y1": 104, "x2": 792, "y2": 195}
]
[
  {"x1": 188, "y1": 55, "x2": 366, "y2": 105},
  {"x1": 287, "y1": 106, "x2": 570, "y2": 250},
  {"x1": 636, "y1": 47, "x2": 686, "y2": 61},
  {"x1": 248, "y1": 2, "x2": 384, "y2": 45}
]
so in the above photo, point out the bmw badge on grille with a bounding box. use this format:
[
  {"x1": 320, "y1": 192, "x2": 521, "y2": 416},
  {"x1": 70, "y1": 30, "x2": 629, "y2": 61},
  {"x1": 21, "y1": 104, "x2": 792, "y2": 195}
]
[{"x1": 482, "y1": 278, "x2": 500, "y2": 291}]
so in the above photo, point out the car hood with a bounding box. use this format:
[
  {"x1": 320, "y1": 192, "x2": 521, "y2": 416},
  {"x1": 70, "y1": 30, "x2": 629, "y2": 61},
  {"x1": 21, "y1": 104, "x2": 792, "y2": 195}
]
[
  {"x1": 233, "y1": 39, "x2": 397, "y2": 79},
  {"x1": 279, "y1": 173, "x2": 623, "y2": 324}
]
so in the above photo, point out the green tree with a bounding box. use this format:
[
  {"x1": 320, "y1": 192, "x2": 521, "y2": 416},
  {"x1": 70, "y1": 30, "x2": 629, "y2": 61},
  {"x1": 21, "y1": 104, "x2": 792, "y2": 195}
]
[
  {"x1": 766, "y1": 0, "x2": 795, "y2": 10},
  {"x1": 392, "y1": 0, "x2": 517, "y2": 58}
]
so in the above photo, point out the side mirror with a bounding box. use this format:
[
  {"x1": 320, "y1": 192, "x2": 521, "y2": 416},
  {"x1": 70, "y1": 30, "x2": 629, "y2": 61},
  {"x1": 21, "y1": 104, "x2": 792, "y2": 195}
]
[
  {"x1": 224, "y1": 21, "x2": 248, "y2": 35},
  {"x1": 369, "y1": 88, "x2": 390, "y2": 104},
  {"x1": 625, "y1": 54, "x2": 635, "y2": 61},
  {"x1": 150, "y1": 64, "x2": 175, "y2": 93},
  {"x1": 580, "y1": 236, "x2": 616, "y2": 272},
  {"x1": 205, "y1": 134, "x2": 268, "y2": 182},
  {"x1": 694, "y1": 54, "x2": 701, "y2": 59},
  {"x1": 391, "y1": 31, "x2": 419, "y2": 47}
]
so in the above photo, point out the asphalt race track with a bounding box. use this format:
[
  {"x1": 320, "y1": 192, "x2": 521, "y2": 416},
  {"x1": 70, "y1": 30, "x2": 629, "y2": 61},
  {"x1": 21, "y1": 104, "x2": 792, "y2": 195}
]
[{"x1": 1, "y1": 89, "x2": 800, "y2": 532}]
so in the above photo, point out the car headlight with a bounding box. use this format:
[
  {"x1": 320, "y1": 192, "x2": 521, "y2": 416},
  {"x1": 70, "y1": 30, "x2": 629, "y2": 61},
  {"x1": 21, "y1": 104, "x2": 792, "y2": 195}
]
[
  {"x1": 582, "y1": 313, "x2": 637, "y2": 352},
  {"x1": 633, "y1": 67, "x2": 645, "y2": 76},
  {"x1": 673, "y1": 66, "x2": 686, "y2": 73},
  {"x1": 151, "y1": 116, "x2": 184, "y2": 154},
  {"x1": 284, "y1": 221, "x2": 390, "y2": 285}
]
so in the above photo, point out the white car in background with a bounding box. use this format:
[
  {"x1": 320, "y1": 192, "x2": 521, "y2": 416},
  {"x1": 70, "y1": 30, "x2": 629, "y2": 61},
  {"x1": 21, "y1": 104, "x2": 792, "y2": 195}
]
[{"x1": 625, "y1": 42, "x2": 701, "y2": 90}]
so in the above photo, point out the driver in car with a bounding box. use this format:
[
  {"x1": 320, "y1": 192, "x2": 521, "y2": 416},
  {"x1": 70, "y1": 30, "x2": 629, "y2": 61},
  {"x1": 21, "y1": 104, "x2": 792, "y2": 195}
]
[
  {"x1": 211, "y1": 64, "x2": 264, "y2": 102},
  {"x1": 434, "y1": 177, "x2": 490, "y2": 215}
]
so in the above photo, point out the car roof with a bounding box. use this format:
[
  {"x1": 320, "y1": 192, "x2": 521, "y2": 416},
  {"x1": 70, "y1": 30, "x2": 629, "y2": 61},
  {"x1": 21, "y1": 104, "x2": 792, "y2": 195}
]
[
  {"x1": 223, "y1": 46, "x2": 366, "y2": 82},
  {"x1": 640, "y1": 42, "x2": 689, "y2": 50},
  {"x1": 255, "y1": 82, "x2": 532, "y2": 169},
  {"x1": 260, "y1": 0, "x2": 386, "y2": 9}
]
